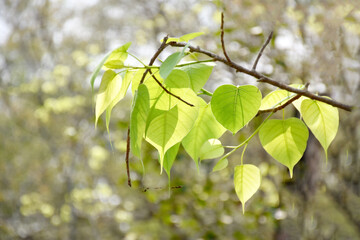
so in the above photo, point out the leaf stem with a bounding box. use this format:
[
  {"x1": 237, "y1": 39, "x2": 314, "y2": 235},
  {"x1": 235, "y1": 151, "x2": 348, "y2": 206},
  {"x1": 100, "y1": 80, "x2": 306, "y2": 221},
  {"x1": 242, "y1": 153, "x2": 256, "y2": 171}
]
[
  {"x1": 198, "y1": 88, "x2": 213, "y2": 96},
  {"x1": 128, "y1": 52, "x2": 147, "y2": 67},
  {"x1": 240, "y1": 143, "x2": 248, "y2": 165}
]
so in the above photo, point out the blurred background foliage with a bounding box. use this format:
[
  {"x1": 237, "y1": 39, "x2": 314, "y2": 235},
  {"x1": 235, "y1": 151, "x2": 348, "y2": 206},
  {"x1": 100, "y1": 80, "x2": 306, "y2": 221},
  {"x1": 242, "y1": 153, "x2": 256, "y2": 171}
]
[{"x1": 1, "y1": 0, "x2": 360, "y2": 239}]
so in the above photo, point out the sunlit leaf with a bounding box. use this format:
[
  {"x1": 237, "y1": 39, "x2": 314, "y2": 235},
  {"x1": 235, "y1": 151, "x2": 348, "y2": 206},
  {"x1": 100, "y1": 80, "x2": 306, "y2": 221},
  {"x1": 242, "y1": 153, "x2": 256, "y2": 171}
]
[
  {"x1": 103, "y1": 42, "x2": 131, "y2": 69},
  {"x1": 105, "y1": 70, "x2": 133, "y2": 133},
  {"x1": 179, "y1": 32, "x2": 205, "y2": 42},
  {"x1": 234, "y1": 164, "x2": 261, "y2": 214},
  {"x1": 212, "y1": 158, "x2": 228, "y2": 172},
  {"x1": 259, "y1": 118, "x2": 309, "y2": 178},
  {"x1": 300, "y1": 98, "x2": 339, "y2": 161},
  {"x1": 211, "y1": 85, "x2": 262, "y2": 134},
  {"x1": 179, "y1": 62, "x2": 215, "y2": 93},
  {"x1": 199, "y1": 138, "x2": 224, "y2": 160},
  {"x1": 145, "y1": 88, "x2": 199, "y2": 172},
  {"x1": 130, "y1": 84, "x2": 150, "y2": 158},
  {"x1": 90, "y1": 52, "x2": 111, "y2": 91},
  {"x1": 131, "y1": 69, "x2": 146, "y2": 95},
  {"x1": 163, "y1": 143, "x2": 180, "y2": 177},
  {"x1": 159, "y1": 44, "x2": 189, "y2": 79},
  {"x1": 164, "y1": 69, "x2": 190, "y2": 88},
  {"x1": 260, "y1": 84, "x2": 304, "y2": 110},
  {"x1": 95, "y1": 70, "x2": 121, "y2": 126},
  {"x1": 182, "y1": 99, "x2": 226, "y2": 169}
]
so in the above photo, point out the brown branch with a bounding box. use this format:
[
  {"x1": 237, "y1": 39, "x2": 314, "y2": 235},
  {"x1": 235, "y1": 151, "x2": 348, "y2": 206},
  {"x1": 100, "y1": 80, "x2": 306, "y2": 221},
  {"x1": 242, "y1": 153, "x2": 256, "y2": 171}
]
[
  {"x1": 252, "y1": 31, "x2": 273, "y2": 71},
  {"x1": 143, "y1": 185, "x2": 182, "y2": 192},
  {"x1": 257, "y1": 83, "x2": 310, "y2": 116},
  {"x1": 148, "y1": 69, "x2": 194, "y2": 107},
  {"x1": 220, "y1": 12, "x2": 232, "y2": 63},
  {"x1": 140, "y1": 35, "x2": 169, "y2": 84},
  {"x1": 125, "y1": 127, "x2": 131, "y2": 187},
  {"x1": 168, "y1": 41, "x2": 353, "y2": 112}
]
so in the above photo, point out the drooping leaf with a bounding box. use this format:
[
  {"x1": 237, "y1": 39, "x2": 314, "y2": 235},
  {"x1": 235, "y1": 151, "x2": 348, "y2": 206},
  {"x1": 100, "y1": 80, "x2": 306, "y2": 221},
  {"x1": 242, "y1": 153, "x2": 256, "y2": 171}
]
[
  {"x1": 130, "y1": 84, "x2": 150, "y2": 158},
  {"x1": 234, "y1": 164, "x2": 261, "y2": 214},
  {"x1": 145, "y1": 88, "x2": 199, "y2": 172},
  {"x1": 300, "y1": 98, "x2": 339, "y2": 161},
  {"x1": 212, "y1": 158, "x2": 228, "y2": 172},
  {"x1": 164, "y1": 69, "x2": 190, "y2": 88},
  {"x1": 131, "y1": 69, "x2": 146, "y2": 95},
  {"x1": 105, "y1": 70, "x2": 134, "y2": 133},
  {"x1": 90, "y1": 52, "x2": 111, "y2": 91},
  {"x1": 103, "y1": 42, "x2": 131, "y2": 69},
  {"x1": 179, "y1": 62, "x2": 215, "y2": 93},
  {"x1": 259, "y1": 118, "x2": 309, "y2": 178},
  {"x1": 199, "y1": 138, "x2": 224, "y2": 161},
  {"x1": 95, "y1": 70, "x2": 122, "y2": 126},
  {"x1": 260, "y1": 84, "x2": 304, "y2": 110},
  {"x1": 182, "y1": 99, "x2": 226, "y2": 169},
  {"x1": 211, "y1": 85, "x2": 262, "y2": 134},
  {"x1": 159, "y1": 44, "x2": 189, "y2": 79},
  {"x1": 163, "y1": 143, "x2": 180, "y2": 177}
]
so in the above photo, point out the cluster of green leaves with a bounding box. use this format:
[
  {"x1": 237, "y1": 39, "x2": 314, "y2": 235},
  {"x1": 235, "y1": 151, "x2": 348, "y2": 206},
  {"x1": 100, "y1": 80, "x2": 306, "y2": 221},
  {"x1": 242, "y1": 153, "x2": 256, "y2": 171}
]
[{"x1": 91, "y1": 34, "x2": 339, "y2": 213}]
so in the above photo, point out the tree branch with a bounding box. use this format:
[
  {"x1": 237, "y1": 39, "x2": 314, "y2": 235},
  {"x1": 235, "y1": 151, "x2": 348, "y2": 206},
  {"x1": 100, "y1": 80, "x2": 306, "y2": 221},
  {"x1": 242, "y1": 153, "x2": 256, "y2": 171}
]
[
  {"x1": 220, "y1": 12, "x2": 232, "y2": 63},
  {"x1": 140, "y1": 35, "x2": 169, "y2": 84},
  {"x1": 257, "y1": 83, "x2": 309, "y2": 116},
  {"x1": 252, "y1": 31, "x2": 273, "y2": 71},
  {"x1": 168, "y1": 41, "x2": 353, "y2": 112},
  {"x1": 125, "y1": 127, "x2": 131, "y2": 187},
  {"x1": 148, "y1": 69, "x2": 194, "y2": 107}
]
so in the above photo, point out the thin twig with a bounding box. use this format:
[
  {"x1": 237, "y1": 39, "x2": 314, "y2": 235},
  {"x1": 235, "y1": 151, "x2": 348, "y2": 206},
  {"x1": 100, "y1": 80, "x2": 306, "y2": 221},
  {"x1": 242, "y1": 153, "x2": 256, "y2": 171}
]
[
  {"x1": 257, "y1": 83, "x2": 310, "y2": 116},
  {"x1": 125, "y1": 127, "x2": 131, "y2": 187},
  {"x1": 220, "y1": 12, "x2": 232, "y2": 63},
  {"x1": 140, "y1": 35, "x2": 169, "y2": 84},
  {"x1": 252, "y1": 31, "x2": 273, "y2": 71},
  {"x1": 168, "y1": 41, "x2": 353, "y2": 112},
  {"x1": 148, "y1": 69, "x2": 194, "y2": 107},
  {"x1": 143, "y1": 185, "x2": 182, "y2": 192}
]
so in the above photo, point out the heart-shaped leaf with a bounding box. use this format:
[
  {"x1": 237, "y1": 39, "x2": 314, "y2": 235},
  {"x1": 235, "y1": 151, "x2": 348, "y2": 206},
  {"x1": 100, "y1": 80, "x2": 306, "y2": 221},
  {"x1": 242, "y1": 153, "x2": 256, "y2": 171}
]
[
  {"x1": 179, "y1": 62, "x2": 215, "y2": 93},
  {"x1": 103, "y1": 42, "x2": 131, "y2": 69},
  {"x1": 259, "y1": 118, "x2": 309, "y2": 177},
  {"x1": 130, "y1": 84, "x2": 150, "y2": 158},
  {"x1": 211, "y1": 85, "x2": 262, "y2": 134},
  {"x1": 164, "y1": 69, "x2": 190, "y2": 88},
  {"x1": 159, "y1": 44, "x2": 189, "y2": 79},
  {"x1": 234, "y1": 164, "x2": 261, "y2": 214},
  {"x1": 260, "y1": 84, "x2": 305, "y2": 110},
  {"x1": 182, "y1": 99, "x2": 226, "y2": 169},
  {"x1": 300, "y1": 98, "x2": 339, "y2": 161},
  {"x1": 212, "y1": 158, "x2": 228, "y2": 172},
  {"x1": 199, "y1": 138, "x2": 224, "y2": 160}
]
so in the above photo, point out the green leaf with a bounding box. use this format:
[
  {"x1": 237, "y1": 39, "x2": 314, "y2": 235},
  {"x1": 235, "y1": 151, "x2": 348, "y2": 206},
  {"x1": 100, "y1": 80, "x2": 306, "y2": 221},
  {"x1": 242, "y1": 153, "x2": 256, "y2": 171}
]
[
  {"x1": 199, "y1": 138, "x2": 224, "y2": 160},
  {"x1": 164, "y1": 32, "x2": 204, "y2": 43},
  {"x1": 103, "y1": 42, "x2": 131, "y2": 69},
  {"x1": 163, "y1": 143, "x2": 180, "y2": 177},
  {"x1": 234, "y1": 164, "x2": 261, "y2": 214},
  {"x1": 260, "y1": 84, "x2": 304, "y2": 110},
  {"x1": 211, "y1": 85, "x2": 262, "y2": 134},
  {"x1": 300, "y1": 98, "x2": 339, "y2": 161},
  {"x1": 130, "y1": 84, "x2": 150, "y2": 158},
  {"x1": 95, "y1": 70, "x2": 122, "y2": 126},
  {"x1": 182, "y1": 99, "x2": 226, "y2": 169},
  {"x1": 259, "y1": 118, "x2": 309, "y2": 178},
  {"x1": 212, "y1": 158, "x2": 228, "y2": 172},
  {"x1": 131, "y1": 69, "x2": 146, "y2": 95},
  {"x1": 105, "y1": 70, "x2": 133, "y2": 133},
  {"x1": 90, "y1": 52, "x2": 111, "y2": 91},
  {"x1": 292, "y1": 96, "x2": 308, "y2": 113},
  {"x1": 145, "y1": 88, "x2": 199, "y2": 172},
  {"x1": 179, "y1": 32, "x2": 205, "y2": 42},
  {"x1": 179, "y1": 63, "x2": 215, "y2": 93},
  {"x1": 159, "y1": 44, "x2": 189, "y2": 79},
  {"x1": 164, "y1": 69, "x2": 190, "y2": 88}
]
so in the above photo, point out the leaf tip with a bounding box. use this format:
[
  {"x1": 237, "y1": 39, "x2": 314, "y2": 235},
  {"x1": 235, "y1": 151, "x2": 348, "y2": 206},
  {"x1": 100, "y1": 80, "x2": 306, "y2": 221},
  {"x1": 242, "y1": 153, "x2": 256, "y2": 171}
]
[{"x1": 242, "y1": 203, "x2": 245, "y2": 214}]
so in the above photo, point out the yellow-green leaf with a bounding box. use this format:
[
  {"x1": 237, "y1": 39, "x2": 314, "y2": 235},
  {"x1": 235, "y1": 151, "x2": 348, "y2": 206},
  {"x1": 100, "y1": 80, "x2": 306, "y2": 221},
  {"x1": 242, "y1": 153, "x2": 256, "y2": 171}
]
[
  {"x1": 260, "y1": 84, "x2": 305, "y2": 110},
  {"x1": 199, "y1": 138, "x2": 224, "y2": 161},
  {"x1": 300, "y1": 98, "x2": 339, "y2": 161},
  {"x1": 95, "y1": 70, "x2": 121, "y2": 126},
  {"x1": 259, "y1": 118, "x2": 309, "y2": 178},
  {"x1": 234, "y1": 164, "x2": 261, "y2": 214},
  {"x1": 212, "y1": 158, "x2": 228, "y2": 172},
  {"x1": 103, "y1": 42, "x2": 131, "y2": 69}
]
